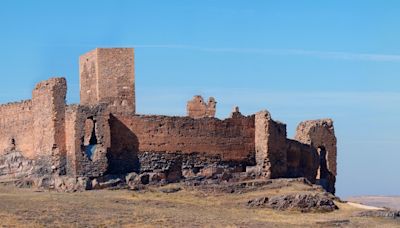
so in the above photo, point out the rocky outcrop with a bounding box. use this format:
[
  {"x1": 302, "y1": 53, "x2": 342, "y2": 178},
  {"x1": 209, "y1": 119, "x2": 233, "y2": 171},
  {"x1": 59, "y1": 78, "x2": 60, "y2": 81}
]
[
  {"x1": 0, "y1": 151, "x2": 36, "y2": 182},
  {"x1": 0, "y1": 151, "x2": 56, "y2": 184},
  {"x1": 357, "y1": 210, "x2": 400, "y2": 219},
  {"x1": 247, "y1": 192, "x2": 338, "y2": 212}
]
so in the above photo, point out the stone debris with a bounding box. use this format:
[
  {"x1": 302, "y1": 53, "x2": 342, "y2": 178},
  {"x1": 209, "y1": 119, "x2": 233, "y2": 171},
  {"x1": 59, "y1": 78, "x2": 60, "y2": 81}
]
[
  {"x1": 357, "y1": 210, "x2": 400, "y2": 219},
  {"x1": 247, "y1": 192, "x2": 338, "y2": 212}
]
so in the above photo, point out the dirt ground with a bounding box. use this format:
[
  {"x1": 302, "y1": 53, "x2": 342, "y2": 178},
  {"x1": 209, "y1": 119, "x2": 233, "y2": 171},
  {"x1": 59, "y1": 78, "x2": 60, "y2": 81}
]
[{"x1": 0, "y1": 181, "x2": 398, "y2": 228}]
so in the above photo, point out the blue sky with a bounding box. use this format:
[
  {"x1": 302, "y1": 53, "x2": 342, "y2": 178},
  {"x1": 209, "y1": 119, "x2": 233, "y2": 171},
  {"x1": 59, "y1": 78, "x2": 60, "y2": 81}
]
[{"x1": 0, "y1": 0, "x2": 399, "y2": 197}]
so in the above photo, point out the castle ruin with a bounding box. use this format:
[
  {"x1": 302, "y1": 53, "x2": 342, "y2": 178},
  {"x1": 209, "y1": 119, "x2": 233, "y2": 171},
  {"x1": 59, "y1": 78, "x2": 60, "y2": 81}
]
[{"x1": 0, "y1": 48, "x2": 337, "y2": 193}]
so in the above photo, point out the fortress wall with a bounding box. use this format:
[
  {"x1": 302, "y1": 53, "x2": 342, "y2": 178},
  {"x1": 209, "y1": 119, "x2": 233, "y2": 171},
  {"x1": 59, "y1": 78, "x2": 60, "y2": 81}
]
[
  {"x1": 255, "y1": 111, "x2": 287, "y2": 178},
  {"x1": 32, "y1": 78, "x2": 67, "y2": 171},
  {"x1": 0, "y1": 100, "x2": 34, "y2": 158},
  {"x1": 65, "y1": 105, "x2": 79, "y2": 176},
  {"x1": 295, "y1": 119, "x2": 337, "y2": 176},
  {"x1": 65, "y1": 104, "x2": 111, "y2": 177},
  {"x1": 110, "y1": 114, "x2": 255, "y2": 162},
  {"x1": 295, "y1": 119, "x2": 337, "y2": 194},
  {"x1": 285, "y1": 139, "x2": 319, "y2": 183}
]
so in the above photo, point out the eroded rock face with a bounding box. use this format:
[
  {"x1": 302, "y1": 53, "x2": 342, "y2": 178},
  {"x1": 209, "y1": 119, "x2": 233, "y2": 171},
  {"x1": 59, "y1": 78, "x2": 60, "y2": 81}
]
[
  {"x1": 0, "y1": 150, "x2": 57, "y2": 185},
  {"x1": 247, "y1": 192, "x2": 338, "y2": 213}
]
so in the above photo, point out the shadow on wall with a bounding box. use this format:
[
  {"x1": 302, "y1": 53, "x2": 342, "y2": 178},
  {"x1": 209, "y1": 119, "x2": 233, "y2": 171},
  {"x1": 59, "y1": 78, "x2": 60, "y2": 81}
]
[
  {"x1": 107, "y1": 115, "x2": 140, "y2": 174},
  {"x1": 316, "y1": 146, "x2": 336, "y2": 193}
]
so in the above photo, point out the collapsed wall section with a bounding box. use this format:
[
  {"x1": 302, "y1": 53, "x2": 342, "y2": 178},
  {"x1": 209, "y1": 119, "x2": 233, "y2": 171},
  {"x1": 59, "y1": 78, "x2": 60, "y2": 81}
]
[
  {"x1": 65, "y1": 104, "x2": 111, "y2": 177},
  {"x1": 295, "y1": 119, "x2": 337, "y2": 193},
  {"x1": 187, "y1": 96, "x2": 217, "y2": 119}
]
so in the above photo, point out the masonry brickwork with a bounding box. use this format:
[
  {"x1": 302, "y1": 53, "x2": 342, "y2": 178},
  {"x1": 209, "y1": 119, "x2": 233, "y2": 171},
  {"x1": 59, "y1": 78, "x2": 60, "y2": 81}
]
[
  {"x1": 65, "y1": 104, "x2": 111, "y2": 177},
  {"x1": 187, "y1": 96, "x2": 217, "y2": 119},
  {"x1": 295, "y1": 119, "x2": 337, "y2": 193},
  {"x1": 80, "y1": 48, "x2": 135, "y2": 114},
  {"x1": 0, "y1": 47, "x2": 338, "y2": 194},
  {"x1": 111, "y1": 114, "x2": 255, "y2": 161},
  {"x1": 0, "y1": 100, "x2": 33, "y2": 158}
]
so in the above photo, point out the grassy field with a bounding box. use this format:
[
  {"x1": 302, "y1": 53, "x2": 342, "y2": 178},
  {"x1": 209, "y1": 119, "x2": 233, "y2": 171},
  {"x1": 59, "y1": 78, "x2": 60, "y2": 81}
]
[{"x1": 0, "y1": 181, "x2": 398, "y2": 227}]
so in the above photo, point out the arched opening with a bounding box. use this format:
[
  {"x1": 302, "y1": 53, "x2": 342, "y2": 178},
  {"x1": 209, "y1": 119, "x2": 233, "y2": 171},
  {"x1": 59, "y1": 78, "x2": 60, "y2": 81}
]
[
  {"x1": 83, "y1": 117, "x2": 98, "y2": 160},
  {"x1": 317, "y1": 146, "x2": 329, "y2": 179},
  {"x1": 316, "y1": 146, "x2": 334, "y2": 192}
]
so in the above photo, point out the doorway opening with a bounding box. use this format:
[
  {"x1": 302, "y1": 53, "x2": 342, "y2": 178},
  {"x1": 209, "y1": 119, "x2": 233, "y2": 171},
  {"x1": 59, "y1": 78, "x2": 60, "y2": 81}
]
[{"x1": 84, "y1": 117, "x2": 98, "y2": 160}]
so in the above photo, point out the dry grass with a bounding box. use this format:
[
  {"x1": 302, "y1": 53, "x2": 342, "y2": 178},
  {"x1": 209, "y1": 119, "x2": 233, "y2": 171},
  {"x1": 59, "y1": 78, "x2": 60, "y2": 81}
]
[{"x1": 0, "y1": 183, "x2": 398, "y2": 227}]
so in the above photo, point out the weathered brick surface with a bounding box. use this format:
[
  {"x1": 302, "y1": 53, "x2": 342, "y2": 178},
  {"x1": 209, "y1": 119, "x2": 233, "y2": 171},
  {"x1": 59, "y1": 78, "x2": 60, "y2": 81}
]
[
  {"x1": 295, "y1": 119, "x2": 337, "y2": 193},
  {"x1": 110, "y1": 114, "x2": 255, "y2": 162},
  {"x1": 295, "y1": 119, "x2": 337, "y2": 176},
  {"x1": 0, "y1": 100, "x2": 33, "y2": 158},
  {"x1": 80, "y1": 48, "x2": 135, "y2": 114},
  {"x1": 65, "y1": 104, "x2": 111, "y2": 177},
  {"x1": 0, "y1": 48, "x2": 338, "y2": 193},
  {"x1": 286, "y1": 139, "x2": 319, "y2": 183},
  {"x1": 32, "y1": 78, "x2": 67, "y2": 173},
  {"x1": 255, "y1": 111, "x2": 287, "y2": 178},
  {"x1": 187, "y1": 96, "x2": 216, "y2": 119}
]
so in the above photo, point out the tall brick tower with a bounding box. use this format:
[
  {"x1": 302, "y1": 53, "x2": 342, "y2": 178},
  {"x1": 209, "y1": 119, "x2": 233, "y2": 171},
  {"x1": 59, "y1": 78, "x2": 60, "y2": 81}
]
[{"x1": 79, "y1": 48, "x2": 135, "y2": 114}]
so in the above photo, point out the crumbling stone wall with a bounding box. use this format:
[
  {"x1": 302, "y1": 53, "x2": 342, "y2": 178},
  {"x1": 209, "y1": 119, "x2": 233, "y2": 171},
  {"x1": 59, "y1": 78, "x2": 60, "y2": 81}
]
[
  {"x1": 295, "y1": 119, "x2": 337, "y2": 176},
  {"x1": 255, "y1": 111, "x2": 287, "y2": 178},
  {"x1": 0, "y1": 101, "x2": 33, "y2": 158},
  {"x1": 286, "y1": 139, "x2": 319, "y2": 183},
  {"x1": 110, "y1": 113, "x2": 255, "y2": 162},
  {"x1": 295, "y1": 119, "x2": 337, "y2": 193},
  {"x1": 65, "y1": 104, "x2": 111, "y2": 177},
  {"x1": 0, "y1": 47, "x2": 338, "y2": 194},
  {"x1": 187, "y1": 96, "x2": 217, "y2": 119},
  {"x1": 32, "y1": 78, "x2": 67, "y2": 174},
  {"x1": 80, "y1": 48, "x2": 135, "y2": 114}
]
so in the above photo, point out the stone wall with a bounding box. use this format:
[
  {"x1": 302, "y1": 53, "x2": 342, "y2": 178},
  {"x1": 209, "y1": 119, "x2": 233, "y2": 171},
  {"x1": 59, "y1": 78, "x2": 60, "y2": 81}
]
[
  {"x1": 295, "y1": 119, "x2": 337, "y2": 176},
  {"x1": 187, "y1": 96, "x2": 217, "y2": 119},
  {"x1": 65, "y1": 104, "x2": 111, "y2": 177},
  {"x1": 110, "y1": 114, "x2": 255, "y2": 163},
  {"x1": 295, "y1": 119, "x2": 337, "y2": 193},
  {"x1": 32, "y1": 78, "x2": 67, "y2": 174},
  {"x1": 80, "y1": 48, "x2": 135, "y2": 114},
  {"x1": 79, "y1": 49, "x2": 98, "y2": 105},
  {"x1": 255, "y1": 111, "x2": 287, "y2": 178},
  {"x1": 0, "y1": 100, "x2": 33, "y2": 158},
  {"x1": 286, "y1": 139, "x2": 319, "y2": 183}
]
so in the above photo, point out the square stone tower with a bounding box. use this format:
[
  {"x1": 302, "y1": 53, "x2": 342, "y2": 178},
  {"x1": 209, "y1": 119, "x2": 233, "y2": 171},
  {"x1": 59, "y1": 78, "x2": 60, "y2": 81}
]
[{"x1": 79, "y1": 48, "x2": 135, "y2": 114}]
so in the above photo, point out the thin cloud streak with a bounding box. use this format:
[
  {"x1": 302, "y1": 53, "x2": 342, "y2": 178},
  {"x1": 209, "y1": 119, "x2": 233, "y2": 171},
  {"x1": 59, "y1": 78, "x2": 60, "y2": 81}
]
[{"x1": 133, "y1": 44, "x2": 400, "y2": 62}]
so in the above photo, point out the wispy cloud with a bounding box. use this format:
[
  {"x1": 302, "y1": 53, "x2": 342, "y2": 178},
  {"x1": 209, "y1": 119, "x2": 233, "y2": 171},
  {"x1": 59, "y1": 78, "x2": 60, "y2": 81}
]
[
  {"x1": 133, "y1": 44, "x2": 400, "y2": 62},
  {"x1": 136, "y1": 87, "x2": 400, "y2": 118}
]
